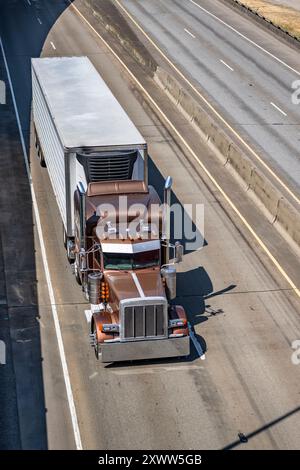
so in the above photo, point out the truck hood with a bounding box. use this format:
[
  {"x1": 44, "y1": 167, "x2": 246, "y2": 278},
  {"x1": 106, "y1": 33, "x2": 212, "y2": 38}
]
[{"x1": 105, "y1": 268, "x2": 165, "y2": 303}]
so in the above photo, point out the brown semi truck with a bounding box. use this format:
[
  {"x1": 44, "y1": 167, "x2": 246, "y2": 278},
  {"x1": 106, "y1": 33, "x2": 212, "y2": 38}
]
[
  {"x1": 74, "y1": 178, "x2": 190, "y2": 362},
  {"x1": 32, "y1": 56, "x2": 190, "y2": 362}
]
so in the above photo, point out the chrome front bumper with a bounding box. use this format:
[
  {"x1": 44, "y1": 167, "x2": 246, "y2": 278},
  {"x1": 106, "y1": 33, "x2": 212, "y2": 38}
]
[{"x1": 101, "y1": 336, "x2": 190, "y2": 363}]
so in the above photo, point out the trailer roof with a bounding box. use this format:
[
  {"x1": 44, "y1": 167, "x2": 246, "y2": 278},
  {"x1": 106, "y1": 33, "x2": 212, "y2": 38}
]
[{"x1": 31, "y1": 57, "x2": 146, "y2": 150}]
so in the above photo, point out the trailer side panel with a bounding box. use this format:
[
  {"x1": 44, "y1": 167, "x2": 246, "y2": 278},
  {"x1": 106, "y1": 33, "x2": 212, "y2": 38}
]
[{"x1": 32, "y1": 67, "x2": 67, "y2": 229}]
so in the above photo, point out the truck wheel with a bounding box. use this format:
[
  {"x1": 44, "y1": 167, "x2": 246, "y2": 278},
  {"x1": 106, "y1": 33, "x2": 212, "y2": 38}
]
[
  {"x1": 66, "y1": 239, "x2": 75, "y2": 264},
  {"x1": 74, "y1": 259, "x2": 82, "y2": 285},
  {"x1": 37, "y1": 144, "x2": 46, "y2": 168},
  {"x1": 93, "y1": 324, "x2": 101, "y2": 360}
]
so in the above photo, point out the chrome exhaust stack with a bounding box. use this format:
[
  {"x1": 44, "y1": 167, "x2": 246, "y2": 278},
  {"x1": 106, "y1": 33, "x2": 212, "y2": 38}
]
[
  {"x1": 163, "y1": 176, "x2": 172, "y2": 265},
  {"x1": 77, "y1": 182, "x2": 86, "y2": 250}
]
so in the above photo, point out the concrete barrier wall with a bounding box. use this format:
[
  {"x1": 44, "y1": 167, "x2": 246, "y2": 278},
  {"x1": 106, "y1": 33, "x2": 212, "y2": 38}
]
[
  {"x1": 155, "y1": 67, "x2": 300, "y2": 248},
  {"x1": 82, "y1": 0, "x2": 300, "y2": 249},
  {"x1": 277, "y1": 198, "x2": 300, "y2": 247}
]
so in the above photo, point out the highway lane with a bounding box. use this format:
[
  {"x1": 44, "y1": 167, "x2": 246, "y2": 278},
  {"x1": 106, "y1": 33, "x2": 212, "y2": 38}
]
[
  {"x1": 119, "y1": 0, "x2": 300, "y2": 199},
  {"x1": 1, "y1": 0, "x2": 300, "y2": 449}
]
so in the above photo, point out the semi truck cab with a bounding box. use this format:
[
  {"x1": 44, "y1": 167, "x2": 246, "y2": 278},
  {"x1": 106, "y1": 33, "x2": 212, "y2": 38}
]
[{"x1": 89, "y1": 240, "x2": 190, "y2": 363}]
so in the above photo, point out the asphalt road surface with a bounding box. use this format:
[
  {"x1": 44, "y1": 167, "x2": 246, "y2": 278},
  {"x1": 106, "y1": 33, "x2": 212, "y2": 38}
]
[
  {"x1": 0, "y1": 0, "x2": 300, "y2": 450},
  {"x1": 120, "y1": 0, "x2": 300, "y2": 198}
]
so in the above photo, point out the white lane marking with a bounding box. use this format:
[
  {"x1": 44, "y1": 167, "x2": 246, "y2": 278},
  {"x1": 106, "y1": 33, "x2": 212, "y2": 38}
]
[
  {"x1": 27, "y1": 0, "x2": 32, "y2": 5},
  {"x1": 50, "y1": 41, "x2": 56, "y2": 50},
  {"x1": 189, "y1": 0, "x2": 300, "y2": 77},
  {"x1": 0, "y1": 37, "x2": 83, "y2": 450},
  {"x1": 131, "y1": 272, "x2": 145, "y2": 298},
  {"x1": 188, "y1": 323, "x2": 205, "y2": 360},
  {"x1": 115, "y1": 1, "x2": 300, "y2": 205},
  {"x1": 184, "y1": 28, "x2": 196, "y2": 39},
  {"x1": 270, "y1": 101, "x2": 287, "y2": 116},
  {"x1": 85, "y1": 309, "x2": 92, "y2": 323},
  {"x1": 70, "y1": 3, "x2": 300, "y2": 298},
  {"x1": 37, "y1": 17, "x2": 42, "y2": 25},
  {"x1": 220, "y1": 59, "x2": 234, "y2": 72}
]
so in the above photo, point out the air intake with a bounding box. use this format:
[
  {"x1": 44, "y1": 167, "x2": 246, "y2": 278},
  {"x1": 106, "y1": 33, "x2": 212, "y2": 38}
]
[{"x1": 77, "y1": 150, "x2": 137, "y2": 183}]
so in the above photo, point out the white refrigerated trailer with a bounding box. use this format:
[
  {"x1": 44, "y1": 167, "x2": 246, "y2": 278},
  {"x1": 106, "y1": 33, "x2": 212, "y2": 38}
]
[{"x1": 31, "y1": 56, "x2": 147, "y2": 240}]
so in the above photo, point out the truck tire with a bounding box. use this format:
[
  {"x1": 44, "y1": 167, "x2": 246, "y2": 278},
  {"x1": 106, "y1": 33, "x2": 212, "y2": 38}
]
[
  {"x1": 63, "y1": 228, "x2": 74, "y2": 258},
  {"x1": 39, "y1": 150, "x2": 47, "y2": 168},
  {"x1": 66, "y1": 238, "x2": 75, "y2": 264},
  {"x1": 63, "y1": 227, "x2": 67, "y2": 249},
  {"x1": 34, "y1": 129, "x2": 46, "y2": 167},
  {"x1": 93, "y1": 323, "x2": 101, "y2": 360},
  {"x1": 74, "y1": 258, "x2": 82, "y2": 285}
]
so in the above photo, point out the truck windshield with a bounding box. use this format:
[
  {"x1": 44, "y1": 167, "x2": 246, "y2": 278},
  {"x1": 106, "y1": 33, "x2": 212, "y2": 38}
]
[{"x1": 103, "y1": 250, "x2": 160, "y2": 270}]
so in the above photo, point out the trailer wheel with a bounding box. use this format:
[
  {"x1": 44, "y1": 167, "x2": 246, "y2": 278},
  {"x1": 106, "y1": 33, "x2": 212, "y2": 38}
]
[
  {"x1": 37, "y1": 145, "x2": 46, "y2": 168},
  {"x1": 34, "y1": 134, "x2": 38, "y2": 149},
  {"x1": 33, "y1": 121, "x2": 46, "y2": 168},
  {"x1": 63, "y1": 228, "x2": 67, "y2": 249},
  {"x1": 39, "y1": 152, "x2": 47, "y2": 168}
]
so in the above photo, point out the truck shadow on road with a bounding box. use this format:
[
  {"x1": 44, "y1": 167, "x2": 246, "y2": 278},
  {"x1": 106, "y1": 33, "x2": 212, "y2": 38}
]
[
  {"x1": 148, "y1": 155, "x2": 207, "y2": 253},
  {"x1": 176, "y1": 268, "x2": 236, "y2": 360},
  {"x1": 176, "y1": 267, "x2": 236, "y2": 327}
]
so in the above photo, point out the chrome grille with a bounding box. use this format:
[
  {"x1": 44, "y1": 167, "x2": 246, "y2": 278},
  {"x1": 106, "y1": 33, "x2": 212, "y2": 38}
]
[{"x1": 121, "y1": 298, "x2": 167, "y2": 341}]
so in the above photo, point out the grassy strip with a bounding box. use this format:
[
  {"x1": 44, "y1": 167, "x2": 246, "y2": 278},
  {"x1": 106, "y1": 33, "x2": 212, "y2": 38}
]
[{"x1": 238, "y1": 0, "x2": 300, "y2": 38}]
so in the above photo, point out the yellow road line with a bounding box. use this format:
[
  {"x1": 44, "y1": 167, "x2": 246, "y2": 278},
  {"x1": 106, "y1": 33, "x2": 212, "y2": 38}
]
[
  {"x1": 69, "y1": 2, "x2": 300, "y2": 298},
  {"x1": 114, "y1": 0, "x2": 300, "y2": 206}
]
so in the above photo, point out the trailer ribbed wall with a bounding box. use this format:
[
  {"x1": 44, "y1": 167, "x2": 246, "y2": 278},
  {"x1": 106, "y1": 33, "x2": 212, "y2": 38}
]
[{"x1": 32, "y1": 67, "x2": 67, "y2": 228}]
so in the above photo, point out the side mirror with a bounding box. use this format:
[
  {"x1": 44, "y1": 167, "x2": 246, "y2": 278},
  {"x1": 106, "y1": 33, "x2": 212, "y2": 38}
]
[{"x1": 174, "y1": 241, "x2": 183, "y2": 263}]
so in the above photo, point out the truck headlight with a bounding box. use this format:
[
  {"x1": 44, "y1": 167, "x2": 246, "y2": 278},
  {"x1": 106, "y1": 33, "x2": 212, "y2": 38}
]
[
  {"x1": 101, "y1": 323, "x2": 119, "y2": 333},
  {"x1": 168, "y1": 318, "x2": 187, "y2": 328}
]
